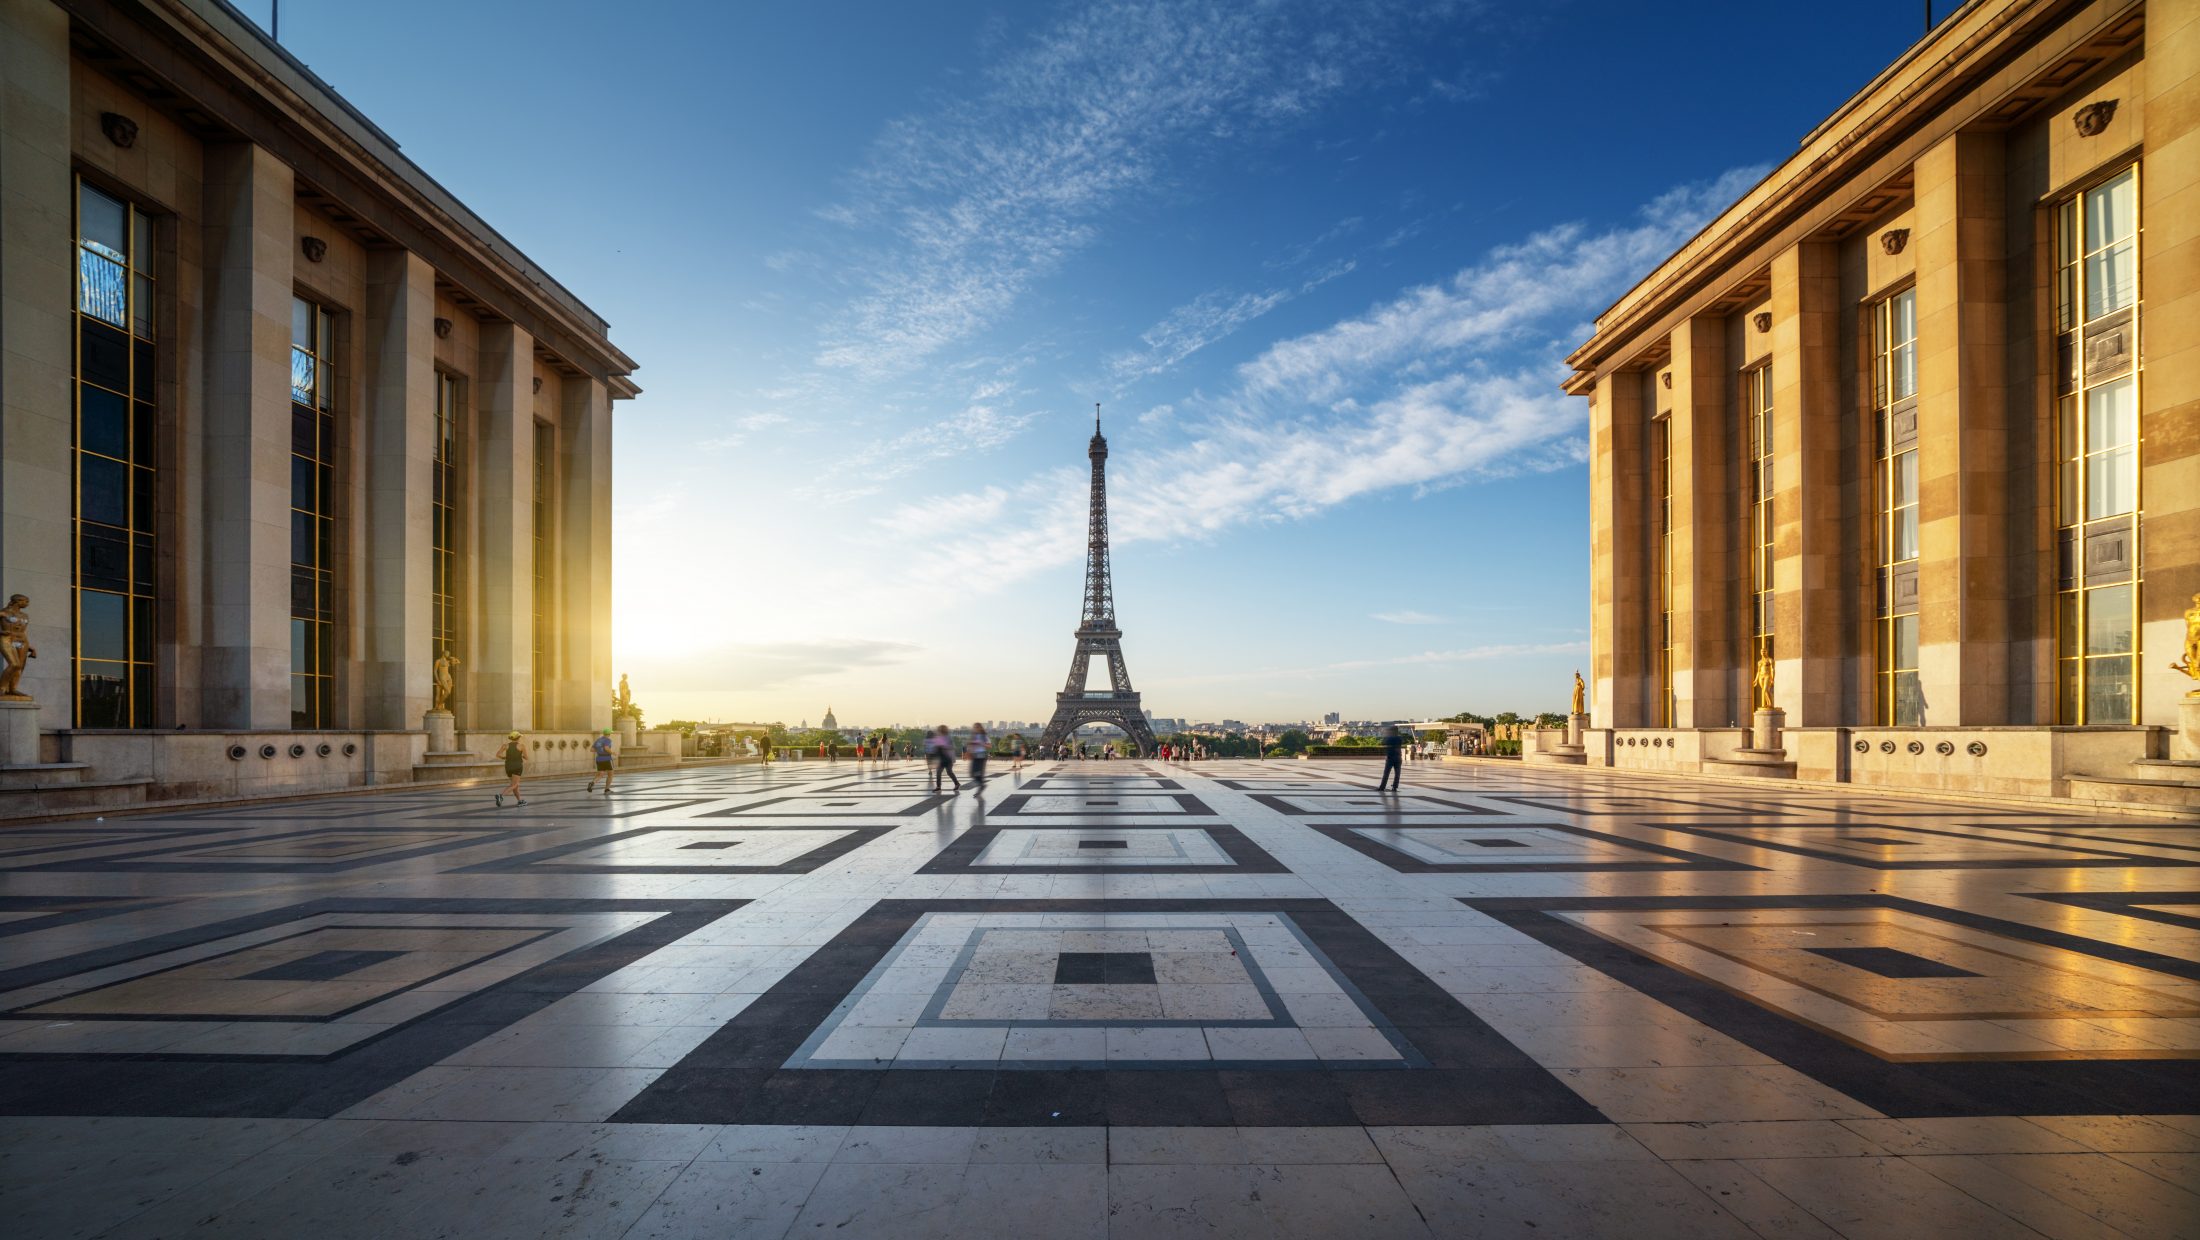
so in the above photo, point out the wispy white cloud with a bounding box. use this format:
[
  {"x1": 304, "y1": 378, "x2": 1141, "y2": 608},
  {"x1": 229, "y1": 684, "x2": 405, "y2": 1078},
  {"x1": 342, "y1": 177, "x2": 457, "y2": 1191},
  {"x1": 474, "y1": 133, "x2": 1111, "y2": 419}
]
[
  {"x1": 864, "y1": 165, "x2": 1763, "y2": 601},
  {"x1": 1109, "y1": 261, "x2": 1355, "y2": 380},
  {"x1": 1371, "y1": 610, "x2": 1445, "y2": 624},
  {"x1": 1236, "y1": 166, "x2": 1767, "y2": 404},
  {"x1": 813, "y1": 1, "x2": 1456, "y2": 377},
  {"x1": 807, "y1": 398, "x2": 1042, "y2": 502}
]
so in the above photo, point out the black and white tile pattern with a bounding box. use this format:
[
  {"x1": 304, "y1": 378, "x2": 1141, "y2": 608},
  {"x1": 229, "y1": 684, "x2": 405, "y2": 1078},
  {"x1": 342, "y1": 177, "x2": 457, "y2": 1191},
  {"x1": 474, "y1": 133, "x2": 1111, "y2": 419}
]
[{"x1": 1, "y1": 756, "x2": 2195, "y2": 1237}]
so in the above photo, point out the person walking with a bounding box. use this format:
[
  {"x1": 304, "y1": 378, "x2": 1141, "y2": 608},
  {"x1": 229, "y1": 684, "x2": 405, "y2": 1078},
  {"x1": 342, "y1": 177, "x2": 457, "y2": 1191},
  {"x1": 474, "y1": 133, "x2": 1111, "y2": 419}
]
[
  {"x1": 495, "y1": 731, "x2": 529, "y2": 807},
  {"x1": 585, "y1": 728, "x2": 616, "y2": 793},
  {"x1": 967, "y1": 723, "x2": 991, "y2": 792},
  {"x1": 928, "y1": 725, "x2": 962, "y2": 793},
  {"x1": 1377, "y1": 724, "x2": 1404, "y2": 793}
]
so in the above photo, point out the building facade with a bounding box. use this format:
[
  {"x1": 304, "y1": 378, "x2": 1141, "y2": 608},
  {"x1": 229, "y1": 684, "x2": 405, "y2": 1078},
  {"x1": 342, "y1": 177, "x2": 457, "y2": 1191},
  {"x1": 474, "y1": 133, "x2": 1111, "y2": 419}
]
[
  {"x1": 0, "y1": 0, "x2": 636, "y2": 805},
  {"x1": 1566, "y1": 0, "x2": 2194, "y2": 804}
]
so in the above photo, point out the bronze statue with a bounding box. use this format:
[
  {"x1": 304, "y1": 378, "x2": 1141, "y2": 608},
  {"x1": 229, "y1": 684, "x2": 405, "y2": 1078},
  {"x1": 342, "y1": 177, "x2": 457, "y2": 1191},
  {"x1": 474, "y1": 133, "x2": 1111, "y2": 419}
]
[
  {"x1": 1570, "y1": 670, "x2": 1586, "y2": 716},
  {"x1": 431, "y1": 650, "x2": 460, "y2": 712},
  {"x1": 1752, "y1": 650, "x2": 1776, "y2": 711},
  {"x1": 2174, "y1": 592, "x2": 2200, "y2": 690},
  {"x1": 612, "y1": 673, "x2": 635, "y2": 718},
  {"x1": 0, "y1": 594, "x2": 35, "y2": 700}
]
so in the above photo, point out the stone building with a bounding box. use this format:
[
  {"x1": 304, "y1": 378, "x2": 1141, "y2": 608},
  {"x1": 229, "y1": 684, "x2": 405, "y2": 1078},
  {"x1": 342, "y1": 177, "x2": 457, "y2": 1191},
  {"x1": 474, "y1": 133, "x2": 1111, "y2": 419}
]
[
  {"x1": 1565, "y1": 0, "x2": 2195, "y2": 805},
  {"x1": 0, "y1": 0, "x2": 636, "y2": 807}
]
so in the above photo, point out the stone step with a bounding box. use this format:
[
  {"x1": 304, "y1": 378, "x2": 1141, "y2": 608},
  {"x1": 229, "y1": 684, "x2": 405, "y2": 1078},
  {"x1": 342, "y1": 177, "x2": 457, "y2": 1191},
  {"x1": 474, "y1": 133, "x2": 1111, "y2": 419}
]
[
  {"x1": 2067, "y1": 773, "x2": 2200, "y2": 813},
  {"x1": 1703, "y1": 754, "x2": 1799, "y2": 779},
  {"x1": 420, "y1": 750, "x2": 479, "y2": 767},
  {"x1": 0, "y1": 777, "x2": 151, "y2": 815},
  {"x1": 0, "y1": 762, "x2": 92, "y2": 789},
  {"x1": 2128, "y1": 759, "x2": 2200, "y2": 786}
]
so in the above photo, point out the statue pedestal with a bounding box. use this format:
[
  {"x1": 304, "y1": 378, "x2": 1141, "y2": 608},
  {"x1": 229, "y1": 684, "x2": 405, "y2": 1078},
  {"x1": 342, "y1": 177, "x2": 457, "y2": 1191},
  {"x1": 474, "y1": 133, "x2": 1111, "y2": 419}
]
[
  {"x1": 1566, "y1": 713, "x2": 1587, "y2": 747},
  {"x1": 616, "y1": 717, "x2": 638, "y2": 749},
  {"x1": 1751, "y1": 707, "x2": 1786, "y2": 754},
  {"x1": 0, "y1": 699, "x2": 39, "y2": 767},
  {"x1": 1704, "y1": 707, "x2": 1795, "y2": 779},
  {"x1": 2175, "y1": 695, "x2": 2200, "y2": 763},
  {"x1": 423, "y1": 710, "x2": 457, "y2": 754}
]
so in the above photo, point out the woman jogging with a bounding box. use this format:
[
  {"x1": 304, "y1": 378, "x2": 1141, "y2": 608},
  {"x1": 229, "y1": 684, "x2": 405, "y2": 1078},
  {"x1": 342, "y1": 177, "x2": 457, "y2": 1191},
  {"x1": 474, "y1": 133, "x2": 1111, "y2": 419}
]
[{"x1": 495, "y1": 731, "x2": 528, "y2": 807}]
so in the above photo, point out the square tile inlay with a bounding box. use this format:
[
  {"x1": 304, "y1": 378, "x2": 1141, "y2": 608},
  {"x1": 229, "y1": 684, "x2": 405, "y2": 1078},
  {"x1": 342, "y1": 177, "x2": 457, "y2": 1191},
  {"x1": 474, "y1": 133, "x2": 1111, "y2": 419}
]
[{"x1": 1054, "y1": 951, "x2": 1155, "y2": 984}]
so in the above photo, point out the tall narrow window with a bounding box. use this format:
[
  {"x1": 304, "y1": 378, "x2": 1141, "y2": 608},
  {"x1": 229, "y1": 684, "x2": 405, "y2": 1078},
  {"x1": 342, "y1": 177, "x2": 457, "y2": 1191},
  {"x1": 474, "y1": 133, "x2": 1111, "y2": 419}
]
[
  {"x1": 1745, "y1": 364, "x2": 1775, "y2": 678},
  {"x1": 289, "y1": 296, "x2": 336, "y2": 727},
  {"x1": 2055, "y1": 166, "x2": 2141, "y2": 724},
  {"x1": 432, "y1": 373, "x2": 462, "y2": 665},
  {"x1": 1871, "y1": 287, "x2": 1921, "y2": 726},
  {"x1": 1652, "y1": 411, "x2": 1673, "y2": 728},
  {"x1": 72, "y1": 180, "x2": 157, "y2": 728},
  {"x1": 531, "y1": 421, "x2": 554, "y2": 728}
]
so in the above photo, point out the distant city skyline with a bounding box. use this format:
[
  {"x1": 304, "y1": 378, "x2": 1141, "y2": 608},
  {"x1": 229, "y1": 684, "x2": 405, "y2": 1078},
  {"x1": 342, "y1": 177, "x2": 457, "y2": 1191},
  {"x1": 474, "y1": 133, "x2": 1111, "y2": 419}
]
[{"x1": 257, "y1": 1, "x2": 1942, "y2": 725}]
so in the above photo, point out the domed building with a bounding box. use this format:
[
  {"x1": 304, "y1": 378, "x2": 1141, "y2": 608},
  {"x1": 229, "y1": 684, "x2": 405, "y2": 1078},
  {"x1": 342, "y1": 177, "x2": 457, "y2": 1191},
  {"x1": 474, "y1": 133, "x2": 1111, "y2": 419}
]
[{"x1": 821, "y1": 706, "x2": 838, "y2": 732}]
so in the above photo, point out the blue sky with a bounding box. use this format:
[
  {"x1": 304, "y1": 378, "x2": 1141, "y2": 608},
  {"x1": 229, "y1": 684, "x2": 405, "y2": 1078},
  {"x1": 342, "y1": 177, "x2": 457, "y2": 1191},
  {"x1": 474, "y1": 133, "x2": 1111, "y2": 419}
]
[{"x1": 265, "y1": 0, "x2": 1939, "y2": 728}]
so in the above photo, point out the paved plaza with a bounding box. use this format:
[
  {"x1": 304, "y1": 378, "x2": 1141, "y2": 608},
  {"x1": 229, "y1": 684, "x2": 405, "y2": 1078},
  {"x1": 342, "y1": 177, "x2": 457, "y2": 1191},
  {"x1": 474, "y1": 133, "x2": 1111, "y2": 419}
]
[{"x1": 1, "y1": 758, "x2": 2197, "y2": 1238}]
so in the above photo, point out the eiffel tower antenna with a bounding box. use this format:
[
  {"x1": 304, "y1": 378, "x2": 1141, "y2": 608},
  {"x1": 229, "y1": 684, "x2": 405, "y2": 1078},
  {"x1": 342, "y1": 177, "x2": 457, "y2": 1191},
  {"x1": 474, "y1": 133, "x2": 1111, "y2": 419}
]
[{"x1": 1038, "y1": 409, "x2": 1158, "y2": 757}]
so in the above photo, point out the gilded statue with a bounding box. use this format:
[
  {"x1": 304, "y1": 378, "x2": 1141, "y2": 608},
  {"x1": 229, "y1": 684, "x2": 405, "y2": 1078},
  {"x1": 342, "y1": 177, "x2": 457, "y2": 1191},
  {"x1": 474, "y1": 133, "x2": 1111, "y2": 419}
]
[
  {"x1": 0, "y1": 595, "x2": 35, "y2": 700},
  {"x1": 612, "y1": 673, "x2": 635, "y2": 718},
  {"x1": 1570, "y1": 670, "x2": 1585, "y2": 717},
  {"x1": 1752, "y1": 650, "x2": 1776, "y2": 712},
  {"x1": 2174, "y1": 592, "x2": 2200, "y2": 692},
  {"x1": 431, "y1": 650, "x2": 460, "y2": 713}
]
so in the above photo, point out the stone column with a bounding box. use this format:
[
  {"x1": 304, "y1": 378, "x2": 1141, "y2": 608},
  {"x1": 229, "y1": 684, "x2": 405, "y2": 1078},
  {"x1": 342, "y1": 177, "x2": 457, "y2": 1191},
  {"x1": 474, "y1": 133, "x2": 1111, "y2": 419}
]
[
  {"x1": 0, "y1": 0, "x2": 75, "y2": 725},
  {"x1": 1768, "y1": 239, "x2": 1845, "y2": 725},
  {"x1": 1589, "y1": 371, "x2": 1650, "y2": 728},
  {"x1": 2141, "y1": 4, "x2": 2200, "y2": 726},
  {"x1": 362, "y1": 250, "x2": 435, "y2": 729},
  {"x1": 472, "y1": 322, "x2": 533, "y2": 732},
  {"x1": 1912, "y1": 130, "x2": 2011, "y2": 725},
  {"x1": 558, "y1": 376, "x2": 612, "y2": 732},
  {"x1": 1667, "y1": 313, "x2": 1733, "y2": 728},
  {"x1": 199, "y1": 142, "x2": 294, "y2": 729}
]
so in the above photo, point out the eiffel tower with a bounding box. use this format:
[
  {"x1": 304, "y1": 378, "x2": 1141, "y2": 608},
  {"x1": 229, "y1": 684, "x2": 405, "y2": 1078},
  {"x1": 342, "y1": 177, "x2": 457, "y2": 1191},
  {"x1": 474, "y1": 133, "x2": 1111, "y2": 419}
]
[{"x1": 1038, "y1": 408, "x2": 1159, "y2": 758}]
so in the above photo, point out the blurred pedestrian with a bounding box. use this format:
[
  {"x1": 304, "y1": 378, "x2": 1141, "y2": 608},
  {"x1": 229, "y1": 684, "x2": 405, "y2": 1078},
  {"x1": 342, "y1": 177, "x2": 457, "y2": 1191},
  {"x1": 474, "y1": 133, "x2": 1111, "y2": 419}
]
[
  {"x1": 967, "y1": 723, "x2": 990, "y2": 791},
  {"x1": 494, "y1": 731, "x2": 528, "y2": 807},
  {"x1": 1378, "y1": 724, "x2": 1404, "y2": 793}
]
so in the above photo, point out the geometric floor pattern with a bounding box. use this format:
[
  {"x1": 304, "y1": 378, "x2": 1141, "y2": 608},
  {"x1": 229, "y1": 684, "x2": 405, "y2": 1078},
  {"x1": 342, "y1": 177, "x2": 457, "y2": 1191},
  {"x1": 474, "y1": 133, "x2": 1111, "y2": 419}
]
[{"x1": 2, "y1": 756, "x2": 2196, "y2": 1237}]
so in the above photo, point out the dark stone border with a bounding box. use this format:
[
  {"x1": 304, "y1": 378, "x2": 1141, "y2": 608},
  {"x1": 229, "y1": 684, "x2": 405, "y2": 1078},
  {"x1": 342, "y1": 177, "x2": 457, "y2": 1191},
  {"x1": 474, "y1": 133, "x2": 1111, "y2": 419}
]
[
  {"x1": 989, "y1": 792, "x2": 1216, "y2": 818},
  {"x1": 0, "y1": 826, "x2": 232, "y2": 861},
  {"x1": 918, "y1": 824, "x2": 1289, "y2": 875},
  {"x1": 1017, "y1": 774, "x2": 1186, "y2": 792},
  {"x1": 0, "y1": 895, "x2": 174, "y2": 938},
  {"x1": 1490, "y1": 794, "x2": 1795, "y2": 816},
  {"x1": 1248, "y1": 792, "x2": 1504, "y2": 818},
  {"x1": 458, "y1": 824, "x2": 901, "y2": 875},
  {"x1": 1650, "y1": 823, "x2": 2200, "y2": 870},
  {"x1": 1468, "y1": 893, "x2": 2200, "y2": 1117},
  {"x1": 1309, "y1": 822, "x2": 1758, "y2": 874},
  {"x1": 13, "y1": 825, "x2": 541, "y2": 874},
  {"x1": 0, "y1": 897, "x2": 748, "y2": 1118},
  {"x1": 2, "y1": 924, "x2": 563, "y2": 1023},
  {"x1": 611, "y1": 898, "x2": 1604, "y2": 1128},
  {"x1": 696, "y1": 793, "x2": 955, "y2": 818},
  {"x1": 2023, "y1": 890, "x2": 2200, "y2": 929}
]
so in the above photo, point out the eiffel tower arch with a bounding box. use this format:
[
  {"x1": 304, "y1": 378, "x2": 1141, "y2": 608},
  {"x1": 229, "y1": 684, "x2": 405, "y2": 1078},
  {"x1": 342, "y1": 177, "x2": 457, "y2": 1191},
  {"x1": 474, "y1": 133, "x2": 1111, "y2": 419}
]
[{"x1": 1038, "y1": 409, "x2": 1160, "y2": 758}]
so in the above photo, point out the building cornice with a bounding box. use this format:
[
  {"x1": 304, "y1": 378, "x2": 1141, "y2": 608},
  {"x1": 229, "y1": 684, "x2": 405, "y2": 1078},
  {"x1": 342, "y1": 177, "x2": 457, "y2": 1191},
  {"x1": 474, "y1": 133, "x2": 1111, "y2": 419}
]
[
  {"x1": 62, "y1": 0, "x2": 641, "y2": 397},
  {"x1": 1565, "y1": 0, "x2": 2140, "y2": 388}
]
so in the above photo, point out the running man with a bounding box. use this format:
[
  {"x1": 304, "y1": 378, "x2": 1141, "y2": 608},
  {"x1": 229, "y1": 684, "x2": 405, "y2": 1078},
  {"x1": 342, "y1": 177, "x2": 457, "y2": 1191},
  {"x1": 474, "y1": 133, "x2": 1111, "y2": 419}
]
[
  {"x1": 585, "y1": 728, "x2": 616, "y2": 793},
  {"x1": 495, "y1": 731, "x2": 529, "y2": 807}
]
